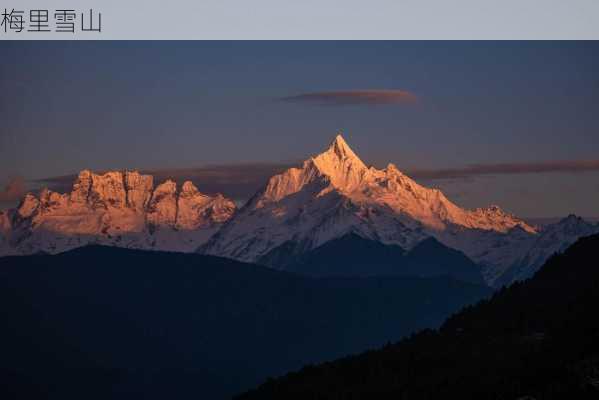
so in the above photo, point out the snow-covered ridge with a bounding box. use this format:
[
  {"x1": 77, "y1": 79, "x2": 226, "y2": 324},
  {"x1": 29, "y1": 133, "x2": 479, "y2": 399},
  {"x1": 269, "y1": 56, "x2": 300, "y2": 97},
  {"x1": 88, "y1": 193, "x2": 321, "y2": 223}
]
[
  {"x1": 201, "y1": 134, "x2": 598, "y2": 286},
  {"x1": 0, "y1": 170, "x2": 236, "y2": 255},
  {"x1": 260, "y1": 135, "x2": 535, "y2": 233},
  {"x1": 494, "y1": 214, "x2": 599, "y2": 286},
  {"x1": 2, "y1": 135, "x2": 595, "y2": 288},
  {"x1": 202, "y1": 135, "x2": 538, "y2": 275}
]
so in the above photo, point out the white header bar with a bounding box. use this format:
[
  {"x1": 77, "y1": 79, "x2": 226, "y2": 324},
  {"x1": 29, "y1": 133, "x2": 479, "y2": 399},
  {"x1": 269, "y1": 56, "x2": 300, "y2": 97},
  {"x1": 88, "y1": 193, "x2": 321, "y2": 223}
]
[{"x1": 2, "y1": 0, "x2": 599, "y2": 40}]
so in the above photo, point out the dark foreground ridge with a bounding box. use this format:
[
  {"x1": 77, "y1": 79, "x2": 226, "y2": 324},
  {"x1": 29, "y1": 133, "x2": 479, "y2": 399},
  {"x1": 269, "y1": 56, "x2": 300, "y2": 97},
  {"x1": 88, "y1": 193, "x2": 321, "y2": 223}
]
[
  {"x1": 284, "y1": 233, "x2": 484, "y2": 284},
  {"x1": 237, "y1": 234, "x2": 599, "y2": 399},
  {"x1": 0, "y1": 245, "x2": 489, "y2": 400}
]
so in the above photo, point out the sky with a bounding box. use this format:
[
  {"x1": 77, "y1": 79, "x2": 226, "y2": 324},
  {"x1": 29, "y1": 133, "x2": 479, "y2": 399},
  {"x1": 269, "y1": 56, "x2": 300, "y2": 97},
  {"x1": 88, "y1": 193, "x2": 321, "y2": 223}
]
[{"x1": 0, "y1": 41, "x2": 598, "y2": 217}]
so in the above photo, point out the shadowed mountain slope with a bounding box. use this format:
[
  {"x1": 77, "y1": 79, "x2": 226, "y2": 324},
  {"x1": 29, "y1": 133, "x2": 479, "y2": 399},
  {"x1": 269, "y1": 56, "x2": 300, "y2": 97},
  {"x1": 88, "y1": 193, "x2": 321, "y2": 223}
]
[
  {"x1": 237, "y1": 234, "x2": 599, "y2": 399},
  {"x1": 0, "y1": 246, "x2": 489, "y2": 400},
  {"x1": 284, "y1": 233, "x2": 484, "y2": 284}
]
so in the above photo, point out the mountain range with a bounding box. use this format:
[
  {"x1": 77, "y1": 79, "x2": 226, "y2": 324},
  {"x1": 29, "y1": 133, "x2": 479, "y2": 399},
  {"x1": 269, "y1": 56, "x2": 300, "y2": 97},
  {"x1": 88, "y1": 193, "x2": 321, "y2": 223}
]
[
  {"x1": 202, "y1": 134, "x2": 598, "y2": 286},
  {"x1": 237, "y1": 233, "x2": 599, "y2": 399},
  {"x1": 0, "y1": 170, "x2": 236, "y2": 255},
  {"x1": 1, "y1": 134, "x2": 597, "y2": 286},
  {"x1": 0, "y1": 245, "x2": 489, "y2": 400}
]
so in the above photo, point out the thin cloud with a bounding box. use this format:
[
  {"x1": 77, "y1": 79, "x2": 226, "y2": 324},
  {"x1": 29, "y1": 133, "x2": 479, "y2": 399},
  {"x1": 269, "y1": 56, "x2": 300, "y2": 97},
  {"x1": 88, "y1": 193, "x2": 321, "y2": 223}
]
[
  {"x1": 34, "y1": 159, "x2": 599, "y2": 204},
  {"x1": 0, "y1": 177, "x2": 26, "y2": 202},
  {"x1": 407, "y1": 160, "x2": 599, "y2": 180},
  {"x1": 280, "y1": 90, "x2": 418, "y2": 106},
  {"x1": 145, "y1": 163, "x2": 293, "y2": 199},
  {"x1": 35, "y1": 163, "x2": 295, "y2": 201}
]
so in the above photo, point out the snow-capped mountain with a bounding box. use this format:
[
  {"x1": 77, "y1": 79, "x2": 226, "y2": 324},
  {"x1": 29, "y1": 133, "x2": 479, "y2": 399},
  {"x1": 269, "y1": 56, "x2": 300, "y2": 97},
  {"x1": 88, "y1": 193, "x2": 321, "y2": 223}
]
[
  {"x1": 201, "y1": 135, "x2": 540, "y2": 282},
  {"x1": 201, "y1": 135, "x2": 598, "y2": 286},
  {"x1": 0, "y1": 170, "x2": 236, "y2": 255},
  {"x1": 494, "y1": 214, "x2": 599, "y2": 286},
  {"x1": 523, "y1": 215, "x2": 599, "y2": 272},
  {"x1": 2, "y1": 135, "x2": 595, "y2": 287}
]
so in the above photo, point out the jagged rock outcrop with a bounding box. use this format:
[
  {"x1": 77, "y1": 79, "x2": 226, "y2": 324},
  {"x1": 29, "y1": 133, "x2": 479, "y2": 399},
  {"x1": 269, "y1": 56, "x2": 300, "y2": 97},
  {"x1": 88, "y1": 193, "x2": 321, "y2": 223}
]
[
  {"x1": 124, "y1": 171, "x2": 154, "y2": 211},
  {"x1": 0, "y1": 170, "x2": 236, "y2": 255},
  {"x1": 147, "y1": 180, "x2": 178, "y2": 228},
  {"x1": 176, "y1": 182, "x2": 233, "y2": 230}
]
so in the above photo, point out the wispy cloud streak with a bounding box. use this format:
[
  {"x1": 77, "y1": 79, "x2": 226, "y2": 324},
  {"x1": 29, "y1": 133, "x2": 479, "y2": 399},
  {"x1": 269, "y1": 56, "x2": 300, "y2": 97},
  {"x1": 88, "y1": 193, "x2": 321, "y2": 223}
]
[
  {"x1": 280, "y1": 90, "x2": 418, "y2": 106},
  {"x1": 408, "y1": 160, "x2": 599, "y2": 180},
  {"x1": 33, "y1": 160, "x2": 599, "y2": 203},
  {"x1": 35, "y1": 163, "x2": 295, "y2": 200}
]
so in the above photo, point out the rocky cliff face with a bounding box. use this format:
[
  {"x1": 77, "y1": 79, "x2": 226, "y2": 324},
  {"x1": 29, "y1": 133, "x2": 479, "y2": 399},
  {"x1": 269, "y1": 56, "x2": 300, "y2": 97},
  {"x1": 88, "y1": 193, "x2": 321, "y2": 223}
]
[{"x1": 0, "y1": 170, "x2": 236, "y2": 255}]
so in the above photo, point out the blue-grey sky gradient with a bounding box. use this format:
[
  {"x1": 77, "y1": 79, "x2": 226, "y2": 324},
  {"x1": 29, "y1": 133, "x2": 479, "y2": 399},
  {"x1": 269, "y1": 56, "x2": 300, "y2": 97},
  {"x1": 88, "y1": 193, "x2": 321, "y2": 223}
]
[{"x1": 1, "y1": 41, "x2": 598, "y2": 217}]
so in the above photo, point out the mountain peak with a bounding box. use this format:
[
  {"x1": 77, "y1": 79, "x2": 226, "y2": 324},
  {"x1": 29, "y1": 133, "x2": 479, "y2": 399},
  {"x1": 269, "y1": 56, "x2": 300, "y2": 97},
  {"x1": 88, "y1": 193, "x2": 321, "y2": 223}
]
[
  {"x1": 555, "y1": 214, "x2": 590, "y2": 229},
  {"x1": 562, "y1": 213, "x2": 582, "y2": 222},
  {"x1": 309, "y1": 134, "x2": 368, "y2": 191},
  {"x1": 181, "y1": 181, "x2": 200, "y2": 195},
  {"x1": 322, "y1": 133, "x2": 363, "y2": 165},
  {"x1": 203, "y1": 133, "x2": 543, "y2": 272},
  {"x1": 257, "y1": 134, "x2": 371, "y2": 204},
  {"x1": 330, "y1": 133, "x2": 350, "y2": 151}
]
